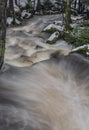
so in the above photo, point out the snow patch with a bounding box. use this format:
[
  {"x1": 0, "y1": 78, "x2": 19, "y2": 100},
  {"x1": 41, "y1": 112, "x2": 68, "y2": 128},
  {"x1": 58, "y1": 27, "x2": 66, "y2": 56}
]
[
  {"x1": 48, "y1": 31, "x2": 60, "y2": 41},
  {"x1": 18, "y1": 0, "x2": 28, "y2": 7},
  {"x1": 7, "y1": 17, "x2": 13, "y2": 25},
  {"x1": 7, "y1": 17, "x2": 21, "y2": 25},
  {"x1": 71, "y1": 15, "x2": 83, "y2": 21},
  {"x1": 15, "y1": 19, "x2": 21, "y2": 25},
  {"x1": 14, "y1": 4, "x2": 20, "y2": 13},
  {"x1": 53, "y1": 20, "x2": 62, "y2": 25},
  {"x1": 72, "y1": 45, "x2": 89, "y2": 55},
  {"x1": 21, "y1": 10, "x2": 32, "y2": 19},
  {"x1": 70, "y1": 23, "x2": 78, "y2": 28},
  {"x1": 43, "y1": 24, "x2": 64, "y2": 32},
  {"x1": 47, "y1": 31, "x2": 60, "y2": 44},
  {"x1": 72, "y1": 45, "x2": 88, "y2": 52}
]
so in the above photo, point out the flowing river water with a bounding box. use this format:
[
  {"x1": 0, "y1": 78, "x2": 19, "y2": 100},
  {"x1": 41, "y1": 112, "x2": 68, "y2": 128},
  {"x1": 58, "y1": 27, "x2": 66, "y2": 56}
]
[
  {"x1": 6, "y1": 14, "x2": 71, "y2": 67},
  {"x1": 0, "y1": 15, "x2": 89, "y2": 130}
]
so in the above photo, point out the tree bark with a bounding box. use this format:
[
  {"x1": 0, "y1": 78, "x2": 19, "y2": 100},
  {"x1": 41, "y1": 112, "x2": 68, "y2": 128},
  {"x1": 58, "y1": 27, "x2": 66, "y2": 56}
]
[
  {"x1": 74, "y1": 0, "x2": 77, "y2": 9},
  {"x1": 65, "y1": 0, "x2": 71, "y2": 32},
  {"x1": 36, "y1": 0, "x2": 42, "y2": 14},
  {"x1": 15, "y1": 0, "x2": 17, "y2": 5},
  {"x1": 0, "y1": 0, "x2": 7, "y2": 69},
  {"x1": 9, "y1": 0, "x2": 15, "y2": 24}
]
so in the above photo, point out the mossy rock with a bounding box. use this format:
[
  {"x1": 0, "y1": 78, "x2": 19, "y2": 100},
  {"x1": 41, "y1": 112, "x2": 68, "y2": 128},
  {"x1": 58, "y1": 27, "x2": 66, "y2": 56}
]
[
  {"x1": 81, "y1": 20, "x2": 89, "y2": 27},
  {"x1": 72, "y1": 46, "x2": 89, "y2": 56},
  {"x1": 76, "y1": 47, "x2": 89, "y2": 55},
  {"x1": 46, "y1": 38, "x2": 58, "y2": 44},
  {"x1": 46, "y1": 31, "x2": 60, "y2": 44},
  {"x1": 43, "y1": 27, "x2": 59, "y2": 34}
]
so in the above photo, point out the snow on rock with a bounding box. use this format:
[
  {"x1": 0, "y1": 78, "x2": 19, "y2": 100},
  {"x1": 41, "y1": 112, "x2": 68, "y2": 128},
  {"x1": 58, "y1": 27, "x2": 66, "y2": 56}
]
[
  {"x1": 43, "y1": 24, "x2": 64, "y2": 32},
  {"x1": 21, "y1": 10, "x2": 32, "y2": 19},
  {"x1": 14, "y1": 4, "x2": 21, "y2": 13},
  {"x1": 47, "y1": 31, "x2": 60, "y2": 44},
  {"x1": 7, "y1": 17, "x2": 13, "y2": 25},
  {"x1": 53, "y1": 20, "x2": 63, "y2": 25},
  {"x1": 15, "y1": 19, "x2": 21, "y2": 25},
  {"x1": 71, "y1": 15, "x2": 83, "y2": 21},
  {"x1": 71, "y1": 15, "x2": 84, "y2": 24},
  {"x1": 71, "y1": 45, "x2": 89, "y2": 55},
  {"x1": 48, "y1": 31, "x2": 60, "y2": 41},
  {"x1": 87, "y1": 6, "x2": 89, "y2": 10},
  {"x1": 17, "y1": 0, "x2": 28, "y2": 8},
  {"x1": 72, "y1": 45, "x2": 88, "y2": 52},
  {"x1": 70, "y1": 23, "x2": 78, "y2": 28},
  {"x1": 7, "y1": 17, "x2": 21, "y2": 25}
]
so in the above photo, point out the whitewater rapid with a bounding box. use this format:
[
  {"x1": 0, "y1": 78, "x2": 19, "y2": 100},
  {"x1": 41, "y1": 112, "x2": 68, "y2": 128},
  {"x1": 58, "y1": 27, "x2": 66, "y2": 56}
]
[{"x1": 6, "y1": 14, "x2": 72, "y2": 67}]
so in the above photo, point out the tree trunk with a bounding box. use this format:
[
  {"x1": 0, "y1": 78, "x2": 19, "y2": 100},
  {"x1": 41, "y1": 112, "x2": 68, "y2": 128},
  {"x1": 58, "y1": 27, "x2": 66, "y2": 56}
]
[
  {"x1": 74, "y1": 0, "x2": 77, "y2": 9},
  {"x1": 78, "y1": 0, "x2": 81, "y2": 13},
  {"x1": 15, "y1": 0, "x2": 17, "y2": 5},
  {"x1": 65, "y1": 0, "x2": 71, "y2": 32},
  {"x1": 36, "y1": 0, "x2": 42, "y2": 14},
  {"x1": 9, "y1": 0, "x2": 15, "y2": 24},
  {"x1": 0, "y1": 0, "x2": 7, "y2": 69}
]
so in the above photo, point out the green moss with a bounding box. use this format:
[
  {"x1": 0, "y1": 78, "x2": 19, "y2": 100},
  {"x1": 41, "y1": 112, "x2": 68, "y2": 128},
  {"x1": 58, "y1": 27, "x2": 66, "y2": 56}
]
[
  {"x1": 46, "y1": 35, "x2": 59, "y2": 44},
  {"x1": 64, "y1": 33, "x2": 75, "y2": 44},
  {"x1": 81, "y1": 20, "x2": 89, "y2": 27},
  {"x1": 64, "y1": 28, "x2": 89, "y2": 47},
  {"x1": 75, "y1": 29, "x2": 89, "y2": 46},
  {"x1": 46, "y1": 38, "x2": 57, "y2": 44},
  {"x1": 43, "y1": 27, "x2": 58, "y2": 34},
  {"x1": 76, "y1": 47, "x2": 88, "y2": 55},
  {"x1": 46, "y1": 31, "x2": 60, "y2": 44},
  {"x1": 0, "y1": 41, "x2": 5, "y2": 56},
  {"x1": 72, "y1": 46, "x2": 89, "y2": 56}
]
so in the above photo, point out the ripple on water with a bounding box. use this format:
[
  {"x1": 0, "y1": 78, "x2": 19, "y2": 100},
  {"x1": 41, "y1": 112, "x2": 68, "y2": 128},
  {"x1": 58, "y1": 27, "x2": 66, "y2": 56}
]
[{"x1": 0, "y1": 104, "x2": 29, "y2": 130}]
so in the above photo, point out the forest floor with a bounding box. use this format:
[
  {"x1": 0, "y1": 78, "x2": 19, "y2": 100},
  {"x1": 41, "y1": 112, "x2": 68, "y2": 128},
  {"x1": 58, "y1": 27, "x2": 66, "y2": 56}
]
[{"x1": 6, "y1": 14, "x2": 72, "y2": 67}]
